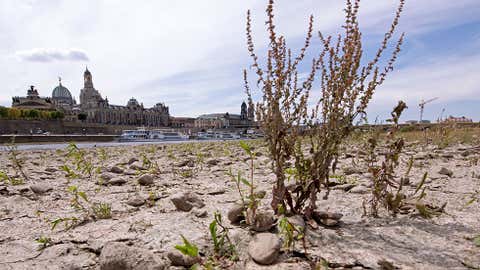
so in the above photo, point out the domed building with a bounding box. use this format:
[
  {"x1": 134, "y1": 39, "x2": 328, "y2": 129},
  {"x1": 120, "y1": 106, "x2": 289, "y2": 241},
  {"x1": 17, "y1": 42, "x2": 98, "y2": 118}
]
[
  {"x1": 52, "y1": 78, "x2": 76, "y2": 106},
  {"x1": 78, "y1": 68, "x2": 170, "y2": 126},
  {"x1": 52, "y1": 78, "x2": 75, "y2": 106}
]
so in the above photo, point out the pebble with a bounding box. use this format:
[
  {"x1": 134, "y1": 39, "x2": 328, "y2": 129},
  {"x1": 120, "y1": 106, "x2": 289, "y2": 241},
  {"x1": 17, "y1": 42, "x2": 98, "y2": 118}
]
[
  {"x1": 109, "y1": 166, "x2": 124, "y2": 174},
  {"x1": 109, "y1": 178, "x2": 127, "y2": 186},
  {"x1": 248, "y1": 233, "x2": 281, "y2": 265},
  {"x1": 227, "y1": 203, "x2": 245, "y2": 223},
  {"x1": 137, "y1": 174, "x2": 154, "y2": 186},
  {"x1": 99, "y1": 241, "x2": 164, "y2": 270},
  {"x1": 438, "y1": 167, "x2": 453, "y2": 177},
  {"x1": 126, "y1": 196, "x2": 145, "y2": 207},
  {"x1": 170, "y1": 192, "x2": 205, "y2": 211},
  {"x1": 251, "y1": 211, "x2": 276, "y2": 232},
  {"x1": 30, "y1": 183, "x2": 52, "y2": 195},
  {"x1": 167, "y1": 249, "x2": 199, "y2": 267}
]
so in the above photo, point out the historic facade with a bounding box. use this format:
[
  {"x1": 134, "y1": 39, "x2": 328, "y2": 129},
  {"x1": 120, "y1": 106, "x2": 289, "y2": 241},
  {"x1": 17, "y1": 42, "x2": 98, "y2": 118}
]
[
  {"x1": 79, "y1": 68, "x2": 169, "y2": 126},
  {"x1": 12, "y1": 86, "x2": 55, "y2": 111},
  {"x1": 195, "y1": 101, "x2": 255, "y2": 129},
  {"x1": 11, "y1": 68, "x2": 170, "y2": 127}
]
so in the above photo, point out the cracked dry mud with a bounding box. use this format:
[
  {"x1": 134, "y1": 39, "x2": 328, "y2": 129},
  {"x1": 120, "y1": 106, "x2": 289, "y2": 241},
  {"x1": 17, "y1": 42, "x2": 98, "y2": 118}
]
[{"x1": 0, "y1": 140, "x2": 479, "y2": 269}]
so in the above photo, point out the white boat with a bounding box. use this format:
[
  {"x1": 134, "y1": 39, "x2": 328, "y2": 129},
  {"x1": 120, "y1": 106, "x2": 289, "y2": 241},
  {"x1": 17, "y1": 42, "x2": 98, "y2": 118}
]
[
  {"x1": 196, "y1": 130, "x2": 240, "y2": 140},
  {"x1": 119, "y1": 128, "x2": 188, "y2": 142}
]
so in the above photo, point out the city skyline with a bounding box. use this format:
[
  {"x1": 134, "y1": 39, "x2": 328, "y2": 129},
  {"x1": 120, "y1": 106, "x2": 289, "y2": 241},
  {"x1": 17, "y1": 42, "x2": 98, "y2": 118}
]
[{"x1": 1, "y1": 0, "x2": 479, "y2": 121}]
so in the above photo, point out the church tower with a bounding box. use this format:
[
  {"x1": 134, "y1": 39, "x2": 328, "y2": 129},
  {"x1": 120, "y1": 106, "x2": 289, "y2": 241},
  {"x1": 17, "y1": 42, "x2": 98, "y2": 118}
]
[
  {"x1": 84, "y1": 67, "x2": 93, "y2": 88},
  {"x1": 79, "y1": 67, "x2": 104, "y2": 110},
  {"x1": 247, "y1": 102, "x2": 254, "y2": 120},
  {"x1": 241, "y1": 101, "x2": 248, "y2": 120}
]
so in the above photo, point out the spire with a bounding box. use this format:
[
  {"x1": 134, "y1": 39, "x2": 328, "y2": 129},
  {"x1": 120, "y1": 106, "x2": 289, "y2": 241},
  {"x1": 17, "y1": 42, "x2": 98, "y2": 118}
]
[{"x1": 58, "y1": 76, "x2": 62, "y2": 86}]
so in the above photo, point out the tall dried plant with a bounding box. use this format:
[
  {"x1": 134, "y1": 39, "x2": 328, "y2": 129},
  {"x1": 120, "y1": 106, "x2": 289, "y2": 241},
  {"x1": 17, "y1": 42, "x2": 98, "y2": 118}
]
[{"x1": 244, "y1": 0, "x2": 405, "y2": 218}]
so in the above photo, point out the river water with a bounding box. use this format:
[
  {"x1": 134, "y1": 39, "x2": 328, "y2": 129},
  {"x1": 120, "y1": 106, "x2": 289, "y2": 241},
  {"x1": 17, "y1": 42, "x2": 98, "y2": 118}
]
[{"x1": 0, "y1": 140, "x2": 222, "y2": 152}]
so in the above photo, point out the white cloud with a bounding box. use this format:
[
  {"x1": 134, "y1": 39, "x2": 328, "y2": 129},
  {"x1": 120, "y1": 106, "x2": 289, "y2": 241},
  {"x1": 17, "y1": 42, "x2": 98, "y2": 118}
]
[{"x1": 15, "y1": 48, "x2": 89, "y2": 62}]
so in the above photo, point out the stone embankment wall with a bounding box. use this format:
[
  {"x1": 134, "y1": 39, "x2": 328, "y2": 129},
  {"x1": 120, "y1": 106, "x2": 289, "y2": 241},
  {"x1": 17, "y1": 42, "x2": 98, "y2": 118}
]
[
  {"x1": 0, "y1": 134, "x2": 116, "y2": 144},
  {"x1": 0, "y1": 119, "x2": 145, "y2": 135}
]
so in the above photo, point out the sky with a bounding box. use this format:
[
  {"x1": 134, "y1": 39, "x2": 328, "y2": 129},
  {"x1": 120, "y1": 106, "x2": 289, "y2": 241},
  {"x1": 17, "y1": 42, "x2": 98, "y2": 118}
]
[{"x1": 0, "y1": 0, "x2": 479, "y2": 122}]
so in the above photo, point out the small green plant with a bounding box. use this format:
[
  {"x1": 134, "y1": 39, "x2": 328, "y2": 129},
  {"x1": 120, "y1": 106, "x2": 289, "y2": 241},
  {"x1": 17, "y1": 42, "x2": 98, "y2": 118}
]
[
  {"x1": 226, "y1": 141, "x2": 263, "y2": 226},
  {"x1": 209, "y1": 212, "x2": 237, "y2": 261},
  {"x1": 0, "y1": 170, "x2": 24, "y2": 185},
  {"x1": 91, "y1": 202, "x2": 112, "y2": 219},
  {"x1": 35, "y1": 236, "x2": 52, "y2": 250},
  {"x1": 63, "y1": 143, "x2": 95, "y2": 179},
  {"x1": 50, "y1": 185, "x2": 111, "y2": 231},
  {"x1": 174, "y1": 235, "x2": 200, "y2": 266},
  {"x1": 278, "y1": 216, "x2": 305, "y2": 251},
  {"x1": 6, "y1": 138, "x2": 29, "y2": 181},
  {"x1": 365, "y1": 101, "x2": 408, "y2": 217}
]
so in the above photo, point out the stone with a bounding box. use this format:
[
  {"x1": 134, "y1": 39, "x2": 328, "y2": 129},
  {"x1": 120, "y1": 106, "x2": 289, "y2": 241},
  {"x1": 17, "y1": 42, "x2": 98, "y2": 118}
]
[
  {"x1": 206, "y1": 159, "x2": 220, "y2": 166},
  {"x1": 30, "y1": 183, "x2": 52, "y2": 195},
  {"x1": 192, "y1": 208, "x2": 208, "y2": 218},
  {"x1": 100, "y1": 173, "x2": 113, "y2": 181},
  {"x1": 138, "y1": 174, "x2": 154, "y2": 186},
  {"x1": 44, "y1": 167, "x2": 57, "y2": 172},
  {"x1": 207, "y1": 188, "x2": 225, "y2": 195},
  {"x1": 438, "y1": 167, "x2": 453, "y2": 177},
  {"x1": 287, "y1": 215, "x2": 305, "y2": 231},
  {"x1": 313, "y1": 211, "x2": 342, "y2": 227},
  {"x1": 109, "y1": 178, "x2": 127, "y2": 186},
  {"x1": 349, "y1": 185, "x2": 369, "y2": 194},
  {"x1": 248, "y1": 233, "x2": 281, "y2": 265},
  {"x1": 130, "y1": 163, "x2": 146, "y2": 171},
  {"x1": 227, "y1": 203, "x2": 245, "y2": 223},
  {"x1": 251, "y1": 211, "x2": 276, "y2": 232},
  {"x1": 176, "y1": 159, "x2": 194, "y2": 168},
  {"x1": 343, "y1": 166, "x2": 363, "y2": 175},
  {"x1": 99, "y1": 241, "x2": 164, "y2": 270},
  {"x1": 170, "y1": 192, "x2": 205, "y2": 211},
  {"x1": 127, "y1": 157, "x2": 139, "y2": 165},
  {"x1": 126, "y1": 196, "x2": 145, "y2": 207},
  {"x1": 167, "y1": 249, "x2": 199, "y2": 267},
  {"x1": 109, "y1": 166, "x2": 124, "y2": 174}
]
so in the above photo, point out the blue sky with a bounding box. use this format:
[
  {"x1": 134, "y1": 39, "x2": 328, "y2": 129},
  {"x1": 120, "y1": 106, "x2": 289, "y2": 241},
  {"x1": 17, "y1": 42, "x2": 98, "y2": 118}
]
[{"x1": 0, "y1": 0, "x2": 479, "y2": 122}]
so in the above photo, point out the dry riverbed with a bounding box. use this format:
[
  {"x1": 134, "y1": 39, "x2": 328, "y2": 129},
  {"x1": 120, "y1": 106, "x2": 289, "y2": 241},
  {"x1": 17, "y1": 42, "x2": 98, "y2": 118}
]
[{"x1": 0, "y1": 140, "x2": 479, "y2": 269}]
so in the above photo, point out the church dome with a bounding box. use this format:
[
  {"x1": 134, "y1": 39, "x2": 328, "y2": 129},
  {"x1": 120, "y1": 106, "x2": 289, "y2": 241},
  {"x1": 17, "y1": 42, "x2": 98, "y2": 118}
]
[
  {"x1": 52, "y1": 84, "x2": 72, "y2": 99},
  {"x1": 127, "y1": 98, "x2": 139, "y2": 107}
]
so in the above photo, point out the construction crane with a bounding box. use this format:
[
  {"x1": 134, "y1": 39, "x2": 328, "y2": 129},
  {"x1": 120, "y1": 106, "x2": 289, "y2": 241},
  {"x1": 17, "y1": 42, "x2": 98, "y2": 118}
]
[{"x1": 419, "y1": 97, "x2": 438, "y2": 122}]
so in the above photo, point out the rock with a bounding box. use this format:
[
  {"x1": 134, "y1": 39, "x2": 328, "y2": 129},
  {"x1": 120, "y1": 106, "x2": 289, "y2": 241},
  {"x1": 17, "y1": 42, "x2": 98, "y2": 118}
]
[
  {"x1": 343, "y1": 166, "x2": 363, "y2": 175},
  {"x1": 313, "y1": 211, "x2": 343, "y2": 227},
  {"x1": 109, "y1": 178, "x2": 127, "y2": 186},
  {"x1": 228, "y1": 203, "x2": 245, "y2": 223},
  {"x1": 109, "y1": 166, "x2": 124, "y2": 174},
  {"x1": 207, "y1": 188, "x2": 225, "y2": 195},
  {"x1": 251, "y1": 211, "x2": 276, "y2": 232},
  {"x1": 349, "y1": 185, "x2": 368, "y2": 194},
  {"x1": 248, "y1": 233, "x2": 281, "y2": 265},
  {"x1": 126, "y1": 196, "x2": 145, "y2": 207},
  {"x1": 127, "y1": 157, "x2": 139, "y2": 165},
  {"x1": 192, "y1": 208, "x2": 208, "y2": 218},
  {"x1": 130, "y1": 163, "x2": 146, "y2": 171},
  {"x1": 287, "y1": 215, "x2": 305, "y2": 231},
  {"x1": 138, "y1": 174, "x2": 154, "y2": 186},
  {"x1": 100, "y1": 173, "x2": 113, "y2": 181},
  {"x1": 206, "y1": 159, "x2": 220, "y2": 166},
  {"x1": 170, "y1": 192, "x2": 205, "y2": 211},
  {"x1": 176, "y1": 159, "x2": 194, "y2": 168},
  {"x1": 438, "y1": 167, "x2": 453, "y2": 177},
  {"x1": 99, "y1": 241, "x2": 164, "y2": 270},
  {"x1": 167, "y1": 249, "x2": 199, "y2": 267},
  {"x1": 45, "y1": 167, "x2": 57, "y2": 172},
  {"x1": 30, "y1": 183, "x2": 52, "y2": 195}
]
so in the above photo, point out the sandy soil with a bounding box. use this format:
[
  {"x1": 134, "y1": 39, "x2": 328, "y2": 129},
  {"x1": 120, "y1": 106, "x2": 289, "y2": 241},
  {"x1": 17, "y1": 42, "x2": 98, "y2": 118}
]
[{"x1": 0, "y1": 140, "x2": 479, "y2": 269}]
